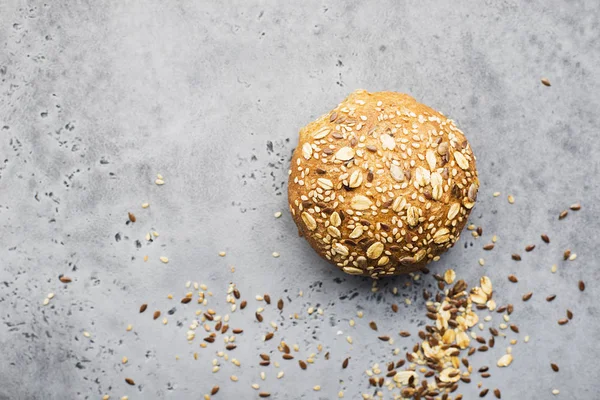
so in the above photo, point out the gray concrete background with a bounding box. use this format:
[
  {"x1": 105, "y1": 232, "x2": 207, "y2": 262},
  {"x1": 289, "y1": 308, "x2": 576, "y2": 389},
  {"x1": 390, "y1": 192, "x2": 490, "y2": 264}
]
[{"x1": 1, "y1": 1, "x2": 599, "y2": 399}]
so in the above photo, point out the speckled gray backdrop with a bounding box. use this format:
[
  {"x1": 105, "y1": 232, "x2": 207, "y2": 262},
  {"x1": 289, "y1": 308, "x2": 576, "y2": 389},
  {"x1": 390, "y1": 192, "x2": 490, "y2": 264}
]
[{"x1": 1, "y1": 1, "x2": 599, "y2": 399}]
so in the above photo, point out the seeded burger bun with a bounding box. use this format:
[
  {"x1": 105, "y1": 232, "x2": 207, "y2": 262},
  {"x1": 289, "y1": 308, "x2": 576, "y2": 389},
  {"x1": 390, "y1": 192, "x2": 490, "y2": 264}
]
[{"x1": 288, "y1": 89, "x2": 479, "y2": 278}]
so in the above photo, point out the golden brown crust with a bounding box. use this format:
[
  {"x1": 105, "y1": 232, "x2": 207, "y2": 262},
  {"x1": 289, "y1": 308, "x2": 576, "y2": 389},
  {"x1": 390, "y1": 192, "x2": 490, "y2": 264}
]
[{"x1": 288, "y1": 90, "x2": 479, "y2": 278}]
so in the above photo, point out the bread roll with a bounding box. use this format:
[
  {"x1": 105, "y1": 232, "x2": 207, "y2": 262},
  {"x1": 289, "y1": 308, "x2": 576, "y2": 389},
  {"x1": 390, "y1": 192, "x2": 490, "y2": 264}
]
[{"x1": 288, "y1": 90, "x2": 479, "y2": 278}]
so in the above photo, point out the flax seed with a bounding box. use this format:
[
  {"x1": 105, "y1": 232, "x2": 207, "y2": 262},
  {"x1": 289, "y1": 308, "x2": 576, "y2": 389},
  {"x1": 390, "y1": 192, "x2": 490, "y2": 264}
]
[{"x1": 541, "y1": 234, "x2": 550, "y2": 243}]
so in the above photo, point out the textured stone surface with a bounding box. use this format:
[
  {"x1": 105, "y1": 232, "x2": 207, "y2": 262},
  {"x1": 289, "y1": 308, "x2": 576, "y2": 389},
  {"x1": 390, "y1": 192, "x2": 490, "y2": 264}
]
[{"x1": 1, "y1": 1, "x2": 599, "y2": 399}]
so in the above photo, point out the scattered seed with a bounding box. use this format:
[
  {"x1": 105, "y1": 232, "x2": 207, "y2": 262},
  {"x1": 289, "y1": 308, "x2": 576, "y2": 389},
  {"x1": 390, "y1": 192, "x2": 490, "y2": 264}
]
[
  {"x1": 552, "y1": 389, "x2": 560, "y2": 395},
  {"x1": 391, "y1": 304, "x2": 398, "y2": 313},
  {"x1": 313, "y1": 386, "x2": 321, "y2": 391},
  {"x1": 274, "y1": 211, "x2": 282, "y2": 218},
  {"x1": 494, "y1": 388, "x2": 502, "y2": 399},
  {"x1": 240, "y1": 300, "x2": 247, "y2": 309},
  {"x1": 558, "y1": 210, "x2": 568, "y2": 220},
  {"x1": 525, "y1": 244, "x2": 535, "y2": 252},
  {"x1": 283, "y1": 354, "x2": 294, "y2": 360},
  {"x1": 264, "y1": 332, "x2": 274, "y2": 341},
  {"x1": 579, "y1": 281, "x2": 585, "y2": 292},
  {"x1": 479, "y1": 258, "x2": 485, "y2": 266},
  {"x1": 342, "y1": 357, "x2": 349, "y2": 369},
  {"x1": 480, "y1": 388, "x2": 489, "y2": 397},
  {"x1": 159, "y1": 256, "x2": 169, "y2": 264},
  {"x1": 508, "y1": 275, "x2": 518, "y2": 283},
  {"x1": 59, "y1": 276, "x2": 72, "y2": 283},
  {"x1": 153, "y1": 311, "x2": 160, "y2": 320},
  {"x1": 512, "y1": 254, "x2": 521, "y2": 261},
  {"x1": 551, "y1": 363, "x2": 559, "y2": 372},
  {"x1": 497, "y1": 354, "x2": 513, "y2": 367},
  {"x1": 399, "y1": 331, "x2": 411, "y2": 337},
  {"x1": 125, "y1": 378, "x2": 135, "y2": 386},
  {"x1": 277, "y1": 299, "x2": 284, "y2": 310},
  {"x1": 551, "y1": 264, "x2": 558, "y2": 273},
  {"x1": 507, "y1": 195, "x2": 515, "y2": 204},
  {"x1": 558, "y1": 318, "x2": 568, "y2": 325},
  {"x1": 541, "y1": 234, "x2": 550, "y2": 243},
  {"x1": 369, "y1": 321, "x2": 378, "y2": 331},
  {"x1": 259, "y1": 393, "x2": 271, "y2": 398},
  {"x1": 510, "y1": 324, "x2": 519, "y2": 333},
  {"x1": 483, "y1": 244, "x2": 494, "y2": 251},
  {"x1": 378, "y1": 335, "x2": 390, "y2": 342},
  {"x1": 541, "y1": 78, "x2": 551, "y2": 86},
  {"x1": 563, "y1": 249, "x2": 571, "y2": 260},
  {"x1": 181, "y1": 297, "x2": 191, "y2": 304},
  {"x1": 271, "y1": 252, "x2": 279, "y2": 258},
  {"x1": 211, "y1": 386, "x2": 219, "y2": 395},
  {"x1": 122, "y1": 356, "x2": 128, "y2": 364},
  {"x1": 522, "y1": 292, "x2": 532, "y2": 301},
  {"x1": 546, "y1": 295, "x2": 556, "y2": 302},
  {"x1": 570, "y1": 203, "x2": 581, "y2": 211},
  {"x1": 566, "y1": 309, "x2": 573, "y2": 320},
  {"x1": 255, "y1": 312, "x2": 263, "y2": 322},
  {"x1": 299, "y1": 360, "x2": 307, "y2": 370}
]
